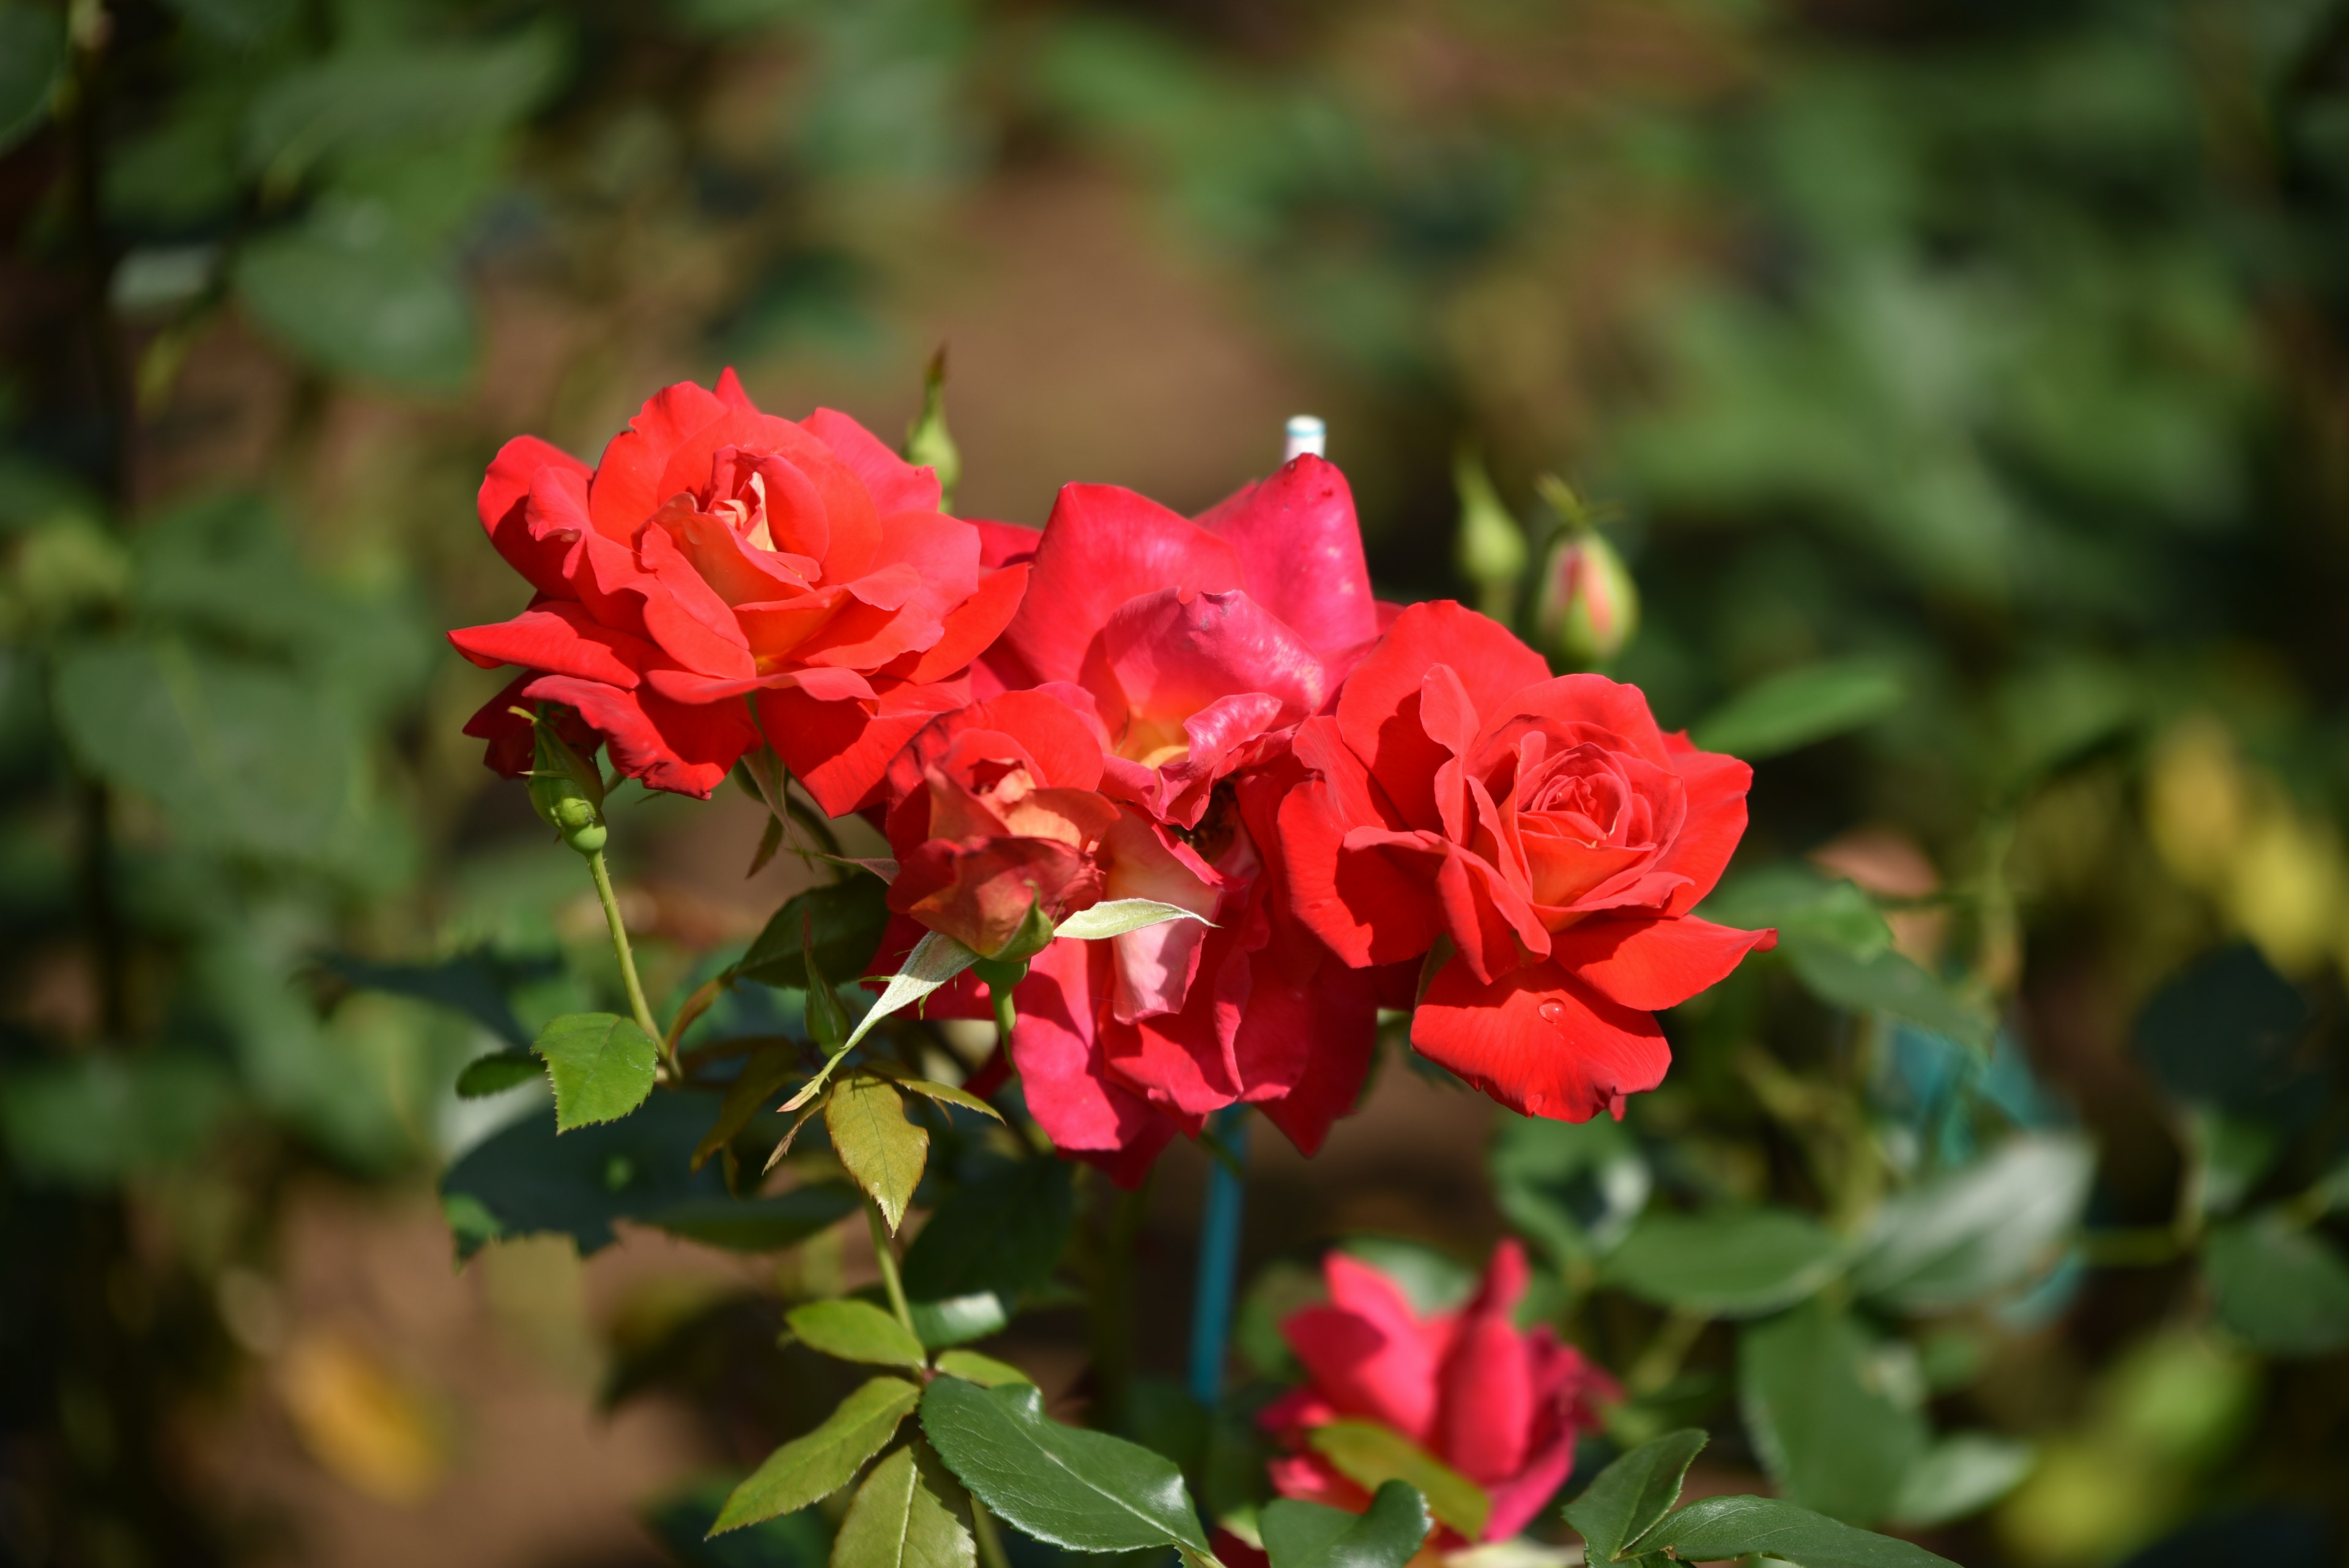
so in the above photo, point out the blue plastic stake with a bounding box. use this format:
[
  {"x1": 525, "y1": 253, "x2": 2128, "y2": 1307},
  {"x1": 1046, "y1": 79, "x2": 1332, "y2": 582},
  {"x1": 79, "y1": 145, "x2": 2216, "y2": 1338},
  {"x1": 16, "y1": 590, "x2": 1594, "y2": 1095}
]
[{"x1": 1187, "y1": 1105, "x2": 1250, "y2": 1407}]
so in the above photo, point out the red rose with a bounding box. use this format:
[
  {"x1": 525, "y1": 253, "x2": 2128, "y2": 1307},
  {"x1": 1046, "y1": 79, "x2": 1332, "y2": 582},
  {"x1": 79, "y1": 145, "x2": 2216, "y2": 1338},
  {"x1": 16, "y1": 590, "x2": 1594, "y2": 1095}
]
[
  {"x1": 450, "y1": 371, "x2": 1026, "y2": 808},
  {"x1": 1280, "y1": 601, "x2": 1774, "y2": 1121},
  {"x1": 1263, "y1": 1240, "x2": 1617, "y2": 1544},
  {"x1": 911, "y1": 458, "x2": 1390, "y2": 1179}
]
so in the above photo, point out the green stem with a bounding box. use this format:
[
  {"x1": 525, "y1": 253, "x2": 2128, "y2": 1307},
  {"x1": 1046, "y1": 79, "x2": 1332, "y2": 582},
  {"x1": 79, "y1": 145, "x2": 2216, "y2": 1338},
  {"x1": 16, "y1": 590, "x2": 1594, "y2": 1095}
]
[
  {"x1": 970, "y1": 1497, "x2": 1012, "y2": 1568},
  {"x1": 586, "y1": 847, "x2": 668, "y2": 1077},
  {"x1": 866, "y1": 1201, "x2": 917, "y2": 1339},
  {"x1": 990, "y1": 982, "x2": 1015, "y2": 1047},
  {"x1": 1627, "y1": 1309, "x2": 1709, "y2": 1396}
]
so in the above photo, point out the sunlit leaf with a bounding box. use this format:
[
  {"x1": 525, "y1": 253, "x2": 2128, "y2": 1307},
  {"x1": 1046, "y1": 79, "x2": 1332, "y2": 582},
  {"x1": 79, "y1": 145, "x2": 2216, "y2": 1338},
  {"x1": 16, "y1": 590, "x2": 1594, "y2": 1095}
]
[
  {"x1": 787, "y1": 1299, "x2": 927, "y2": 1370},
  {"x1": 1307, "y1": 1421, "x2": 1486, "y2": 1542},
  {"x1": 1052, "y1": 899, "x2": 1214, "y2": 941},
  {"x1": 1562, "y1": 1428, "x2": 1707, "y2": 1562},
  {"x1": 532, "y1": 1013, "x2": 659, "y2": 1131},
  {"x1": 713, "y1": 1377, "x2": 922, "y2": 1534},
  {"x1": 826, "y1": 1076, "x2": 928, "y2": 1232},
  {"x1": 832, "y1": 1444, "x2": 973, "y2": 1568}
]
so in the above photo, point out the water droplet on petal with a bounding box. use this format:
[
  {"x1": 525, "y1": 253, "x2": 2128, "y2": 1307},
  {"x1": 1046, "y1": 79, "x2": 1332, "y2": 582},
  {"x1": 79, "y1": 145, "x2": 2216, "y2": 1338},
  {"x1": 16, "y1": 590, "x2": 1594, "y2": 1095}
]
[{"x1": 1537, "y1": 1000, "x2": 1565, "y2": 1025}]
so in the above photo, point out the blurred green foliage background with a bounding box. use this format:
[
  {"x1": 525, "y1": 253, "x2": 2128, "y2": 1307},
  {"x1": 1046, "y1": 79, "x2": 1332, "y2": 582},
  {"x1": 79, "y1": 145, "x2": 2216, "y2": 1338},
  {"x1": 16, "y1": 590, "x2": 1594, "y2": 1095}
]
[{"x1": 2, "y1": 0, "x2": 2347, "y2": 1565}]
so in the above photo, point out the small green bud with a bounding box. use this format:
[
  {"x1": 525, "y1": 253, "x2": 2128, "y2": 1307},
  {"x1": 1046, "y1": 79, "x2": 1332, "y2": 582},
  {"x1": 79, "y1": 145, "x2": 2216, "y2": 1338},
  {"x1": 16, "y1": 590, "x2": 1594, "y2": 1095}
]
[
  {"x1": 987, "y1": 893, "x2": 1060, "y2": 967},
  {"x1": 524, "y1": 707, "x2": 609, "y2": 856},
  {"x1": 904, "y1": 346, "x2": 961, "y2": 513},
  {"x1": 1532, "y1": 475, "x2": 1638, "y2": 669},
  {"x1": 1453, "y1": 444, "x2": 1527, "y2": 623}
]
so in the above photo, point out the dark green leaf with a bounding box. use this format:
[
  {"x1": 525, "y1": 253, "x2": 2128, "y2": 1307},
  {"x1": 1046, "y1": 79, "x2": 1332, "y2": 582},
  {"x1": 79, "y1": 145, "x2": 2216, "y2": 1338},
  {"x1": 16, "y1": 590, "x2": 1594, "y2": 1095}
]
[
  {"x1": 1561, "y1": 1428, "x2": 1707, "y2": 1562},
  {"x1": 833, "y1": 1444, "x2": 974, "y2": 1568},
  {"x1": 2204, "y1": 1211, "x2": 2349, "y2": 1356},
  {"x1": 648, "y1": 1184, "x2": 861, "y2": 1252},
  {"x1": 0, "y1": 1052, "x2": 238, "y2": 1188},
  {"x1": 1779, "y1": 938, "x2": 1995, "y2": 1050},
  {"x1": 827, "y1": 1076, "x2": 929, "y2": 1232},
  {"x1": 789, "y1": 1299, "x2": 928, "y2": 1370},
  {"x1": 2134, "y1": 945, "x2": 2317, "y2": 1123},
  {"x1": 533, "y1": 1013, "x2": 659, "y2": 1131},
  {"x1": 902, "y1": 1159, "x2": 1074, "y2": 1306},
  {"x1": 1260, "y1": 1482, "x2": 1429, "y2": 1568},
  {"x1": 642, "y1": 1476, "x2": 831, "y2": 1568},
  {"x1": 907, "y1": 1294, "x2": 1011, "y2": 1350},
  {"x1": 1739, "y1": 1299, "x2": 1928, "y2": 1526},
  {"x1": 440, "y1": 1093, "x2": 721, "y2": 1260},
  {"x1": 714, "y1": 1377, "x2": 923, "y2": 1534},
  {"x1": 1631, "y1": 1495, "x2": 1958, "y2": 1567},
  {"x1": 1491, "y1": 1112, "x2": 1650, "y2": 1262},
  {"x1": 696, "y1": 1044, "x2": 801, "y2": 1170},
  {"x1": 319, "y1": 948, "x2": 538, "y2": 1047},
  {"x1": 917, "y1": 1378, "x2": 1209, "y2": 1556},
  {"x1": 737, "y1": 877, "x2": 893, "y2": 991},
  {"x1": 2181, "y1": 1104, "x2": 2282, "y2": 1219},
  {"x1": 1888, "y1": 1433, "x2": 2034, "y2": 1528},
  {"x1": 240, "y1": 29, "x2": 566, "y2": 179},
  {"x1": 932, "y1": 1350, "x2": 1031, "y2": 1388},
  {"x1": 232, "y1": 206, "x2": 475, "y2": 390},
  {"x1": 1687, "y1": 658, "x2": 1904, "y2": 760},
  {"x1": 162, "y1": 0, "x2": 295, "y2": 47},
  {"x1": 1852, "y1": 1134, "x2": 2093, "y2": 1311},
  {"x1": 1603, "y1": 1208, "x2": 1845, "y2": 1316},
  {"x1": 456, "y1": 1050, "x2": 541, "y2": 1098},
  {"x1": 0, "y1": 3, "x2": 65, "y2": 154},
  {"x1": 1306, "y1": 1422, "x2": 1487, "y2": 1542}
]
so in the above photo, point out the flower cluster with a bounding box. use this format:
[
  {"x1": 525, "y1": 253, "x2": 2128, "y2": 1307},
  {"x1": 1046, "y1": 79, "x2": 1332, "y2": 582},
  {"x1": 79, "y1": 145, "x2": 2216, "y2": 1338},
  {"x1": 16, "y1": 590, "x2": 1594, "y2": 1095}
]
[{"x1": 452, "y1": 375, "x2": 1772, "y2": 1176}]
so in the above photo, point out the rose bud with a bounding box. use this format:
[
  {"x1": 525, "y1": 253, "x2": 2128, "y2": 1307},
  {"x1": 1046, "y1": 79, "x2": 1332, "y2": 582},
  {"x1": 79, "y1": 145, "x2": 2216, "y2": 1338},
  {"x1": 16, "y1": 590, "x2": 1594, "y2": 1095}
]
[
  {"x1": 904, "y1": 346, "x2": 962, "y2": 512},
  {"x1": 524, "y1": 707, "x2": 608, "y2": 856},
  {"x1": 1453, "y1": 444, "x2": 1527, "y2": 622},
  {"x1": 1532, "y1": 476, "x2": 1638, "y2": 670}
]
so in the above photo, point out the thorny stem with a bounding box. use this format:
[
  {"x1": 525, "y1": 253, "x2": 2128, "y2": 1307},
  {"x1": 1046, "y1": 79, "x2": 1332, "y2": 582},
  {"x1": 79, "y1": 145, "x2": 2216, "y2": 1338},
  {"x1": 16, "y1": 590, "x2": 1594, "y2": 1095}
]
[
  {"x1": 866, "y1": 1201, "x2": 916, "y2": 1338},
  {"x1": 585, "y1": 847, "x2": 670, "y2": 1079}
]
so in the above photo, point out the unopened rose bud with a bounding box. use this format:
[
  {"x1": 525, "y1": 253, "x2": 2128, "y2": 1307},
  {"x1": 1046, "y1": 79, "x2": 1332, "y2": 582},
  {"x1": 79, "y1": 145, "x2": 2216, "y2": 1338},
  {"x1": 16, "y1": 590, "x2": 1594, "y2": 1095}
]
[
  {"x1": 1534, "y1": 475, "x2": 1638, "y2": 669},
  {"x1": 1453, "y1": 445, "x2": 1527, "y2": 622},
  {"x1": 904, "y1": 346, "x2": 961, "y2": 513},
  {"x1": 524, "y1": 707, "x2": 609, "y2": 856}
]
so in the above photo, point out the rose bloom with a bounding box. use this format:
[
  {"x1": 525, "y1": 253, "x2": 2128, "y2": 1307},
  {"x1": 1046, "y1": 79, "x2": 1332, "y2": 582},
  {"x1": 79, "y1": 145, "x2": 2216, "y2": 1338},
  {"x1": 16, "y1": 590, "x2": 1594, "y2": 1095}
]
[
  {"x1": 888, "y1": 457, "x2": 1394, "y2": 1180},
  {"x1": 1263, "y1": 1240, "x2": 1617, "y2": 1544},
  {"x1": 1280, "y1": 601, "x2": 1775, "y2": 1120},
  {"x1": 449, "y1": 372, "x2": 1026, "y2": 810}
]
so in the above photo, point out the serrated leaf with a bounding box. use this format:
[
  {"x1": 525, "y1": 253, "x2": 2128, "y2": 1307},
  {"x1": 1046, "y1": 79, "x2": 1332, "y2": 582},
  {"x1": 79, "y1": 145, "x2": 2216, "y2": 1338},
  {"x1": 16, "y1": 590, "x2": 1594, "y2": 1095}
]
[
  {"x1": 1630, "y1": 1495, "x2": 1958, "y2": 1567},
  {"x1": 2204, "y1": 1210, "x2": 2349, "y2": 1355},
  {"x1": 1052, "y1": 899, "x2": 1214, "y2": 941},
  {"x1": 844, "y1": 932, "x2": 982, "y2": 1055},
  {"x1": 737, "y1": 877, "x2": 893, "y2": 992},
  {"x1": 1853, "y1": 1134, "x2": 2093, "y2": 1312},
  {"x1": 1562, "y1": 1428, "x2": 1708, "y2": 1562},
  {"x1": 933, "y1": 1350, "x2": 1031, "y2": 1388},
  {"x1": 439, "y1": 1094, "x2": 720, "y2": 1260},
  {"x1": 455, "y1": 1049, "x2": 541, "y2": 1099},
  {"x1": 790, "y1": 1299, "x2": 928, "y2": 1370},
  {"x1": 1603, "y1": 1208, "x2": 1846, "y2": 1317},
  {"x1": 918, "y1": 1379, "x2": 1210, "y2": 1556},
  {"x1": 533, "y1": 1013, "x2": 659, "y2": 1131},
  {"x1": 1739, "y1": 1299, "x2": 1928, "y2": 1526},
  {"x1": 694, "y1": 1043, "x2": 800, "y2": 1170},
  {"x1": 827, "y1": 1077, "x2": 929, "y2": 1232},
  {"x1": 892, "y1": 1078, "x2": 1004, "y2": 1123},
  {"x1": 1261, "y1": 1482, "x2": 1429, "y2": 1568},
  {"x1": 713, "y1": 1377, "x2": 923, "y2": 1534},
  {"x1": 833, "y1": 1445, "x2": 974, "y2": 1568},
  {"x1": 1307, "y1": 1421, "x2": 1487, "y2": 1542}
]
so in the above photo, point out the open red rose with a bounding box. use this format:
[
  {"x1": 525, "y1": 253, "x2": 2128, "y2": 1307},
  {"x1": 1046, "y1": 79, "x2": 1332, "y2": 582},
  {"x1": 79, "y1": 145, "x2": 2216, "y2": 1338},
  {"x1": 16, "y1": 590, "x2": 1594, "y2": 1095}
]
[
  {"x1": 1280, "y1": 600, "x2": 1775, "y2": 1121},
  {"x1": 1263, "y1": 1240, "x2": 1617, "y2": 1544},
  {"x1": 898, "y1": 458, "x2": 1389, "y2": 1178},
  {"x1": 450, "y1": 371, "x2": 1026, "y2": 808}
]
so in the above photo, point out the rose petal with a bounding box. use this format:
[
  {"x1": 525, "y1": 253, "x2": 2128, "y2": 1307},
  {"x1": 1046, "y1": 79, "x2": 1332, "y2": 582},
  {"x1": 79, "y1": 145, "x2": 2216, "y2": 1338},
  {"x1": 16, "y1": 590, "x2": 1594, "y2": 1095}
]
[
  {"x1": 1193, "y1": 454, "x2": 1379, "y2": 662},
  {"x1": 1411, "y1": 954, "x2": 1669, "y2": 1122},
  {"x1": 1003, "y1": 482, "x2": 1244, "y2": 683},
  {"x1": 1546, "y1": 914, "x2": 1777, "y2": 1012}
]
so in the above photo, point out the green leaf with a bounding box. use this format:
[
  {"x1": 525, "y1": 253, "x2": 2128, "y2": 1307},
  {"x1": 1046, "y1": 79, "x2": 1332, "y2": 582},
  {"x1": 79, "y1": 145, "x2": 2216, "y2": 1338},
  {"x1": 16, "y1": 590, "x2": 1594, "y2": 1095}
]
[
  {"x1": 439, "y1": 1094, "x2": 722, "y2": 1259},
  {"x1": 828, "y1": 1076, "x2": 929, "y2": 1232},
  {"x1": 737, "y1": 877, "x2": 893, "y2": 991},
  {"x1": 2132, "y1": 944, "x2": 2314, "y2": 1119},
  {"x1": 161, "y1": 0, "x2": 296, "y2": 47},
  {"x1": 842, "y1": 932, "x2": 982, "y2": 1055},
  {"x1": 1602, "y1": 1208, "x2": 1845, "y2": 1316},
  {"x1": 2180, "y1": 1104, "x2": 2282, "y2": 1219},
  {"x1": 908, "y1": 1294, "x2": 1011, "y2": 1350},
  {"x1": 1630, "y1": 1495, "x2": 1958, "y2": 1568},
  {"x1": 789, "y1": 1299, "x2": 928, "y2": 1370},
  {"x1": 456, "y1": 1050, "x2": 541, "y2": 1099},
  {"x1": 1852, "y1": 1133, "x2": 2094, "y2": 1311},
  {"x1": 1052, "y1": 899, "x2": 1215, "y2": 940},
  {"x1": 833, "y1": 1445, "x2": 974, "y2": 1568},
  {"x1": 917, "y1": 1378, "x2": 1210, "y2": 1556},
  {"x1": 2204, "y1": 1211, "x2": 2349, "y2": 1356},
  {"x1": 533, "y1": 1013, "x2": 660, "y2": 1131},
  {"x1": 320, "y1": 948, "x2": 538, "y2": 1047},
  {"x1": 641, "y1": 1475, "x2": 831, "y2": 1568},
  {"x1": 232, "y1": 205, "x2": 476, "y2": 390},
  {"x1": 1687, "y1": 657, "x2": 1904, "y2": 760},
  {"x1": 714, "y1": 1377, "x2": 924, "y2": 1534},
  {"x1": 647, "y1": 1184, "x2": 861, "y2": 1252},
  {"x1": 1561, "y1": 1428, "x2": 1708, "y2": 1562},
  {"x1": 1491, "y1": 1112, "x2": 1650, "y2": 1262},
  {"x1": 891, "y1": 1078, "x2": 1005, "y2": 1123},
  {"x1": 1306, "y1": 1422, "x2": 1488, "y2": 1542},
  {"x1": 240, "y1": 29, "x2": 566, "y2": 180},
  {"x1": 1739, "y1": 1299, "x2": 1928, "y2": 1526},
  {"x1": 1888, "y1": 1433, "x2": 2035, "y2": 1528},
  {"x1": 933, "y1": 1350, "x2": 1032, "y2": 1388},
  {"x1": 902, "y1": 1159, "x2": 1074, "y2": 1306},
  {"x1": 1260, "y1": 1481, "x2": 1429, "y2": 1568},
  {"x1": 696, "y1": 1044, "x2": 801, "y2": 1170},
  {"x1": 1779, "y1": 938, "x2": 1995, "y2": 1050},
  {"x1": 0, "y1": 2, "x2": 67, "y2": 153},
  {"x1": 0, "y1": 1052, "x2": 237, "y2": 1189}
]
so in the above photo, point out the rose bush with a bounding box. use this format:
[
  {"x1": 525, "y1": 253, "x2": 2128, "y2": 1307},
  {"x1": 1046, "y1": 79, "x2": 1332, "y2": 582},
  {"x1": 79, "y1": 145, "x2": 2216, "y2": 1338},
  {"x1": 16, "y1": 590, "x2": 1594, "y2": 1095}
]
[
  {"x1": 1262, "y1": 1240, "x2": 1618, "y2": 1544},
  {"x1": 882, "y1": 457, "x2": 1393, "y2": 1178},
  {"x1": 450, "y1": 372, "x2": 1026, "y2": 809},
  {"x1": 1280, "y1": 600, "x2": 1775, "y2": 1121}
]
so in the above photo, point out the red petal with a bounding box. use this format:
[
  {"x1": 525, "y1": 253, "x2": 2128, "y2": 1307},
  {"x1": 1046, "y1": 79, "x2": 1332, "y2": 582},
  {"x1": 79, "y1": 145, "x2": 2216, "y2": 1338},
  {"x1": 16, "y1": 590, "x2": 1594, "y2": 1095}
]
[
  {"x1": 758, "y1": 682, "x2": 965, "y2": 817},
  {"x1": 446, "y1": 602, "x2": 655, "y2": 687},
  {"x1": 1486, "y1": 673, "x2": 1675, "y2": 768},
  {"x1": 891, "y1": 563, "x2": 1028, "y2": 685},
  {"x1": 1653, "y1": 735, "x2": 1754, "y2": 916},
  {"x1": 480, "y1": 436, "x2": 588, "y2": 596},
  {"x1": 1193, "y1": 454, "x2": 1379, "y2": 662},
  {"x1": 586, "y1": 380, "x2": 730, "y2": 540},
  {"x1": 1334, "y1": 601, "x2": 1548, "y2": 834},
  {"x1": 1411, "y1": 954, "x2": 1669, "y2": 1121},
  {"x1": 1248, "y1": 950, "x2": 1376, "y2": 1158},
  {"x1": 1002, "y1": 483, "x2": 1244, "y2": 683},
  {"x1": 802, "y1": 406, "x2": 943, "y2": 516},
  {"x1": 1008, "y1": 938, "x2": 1186, "y2": 1162},
  {"x1": 1284, "y1": 1253, "x2": 1446, "y2": 1444},
  {"x1": 1081, "y1": 587, "x2": 1327, "y2": 741},
  {"x1": 1434, "y1": 1241, "x2": 1534, "y2": 1491},
  {"x1": 1546, "y1": 914, "x2": 1776, "y2": 1011},
  {"x1": 973, "y1": 519, "x2": 1042, "y2": 569},
  {"x1": 519, "y1": 674, "x2": 757, "y2": 798},
  {"x1": 1277, "y1": 719, "x2": 1441, "y2": 967},
  {"x1": 631, "y1": 524, "x2": 755, "y2": 678}
]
